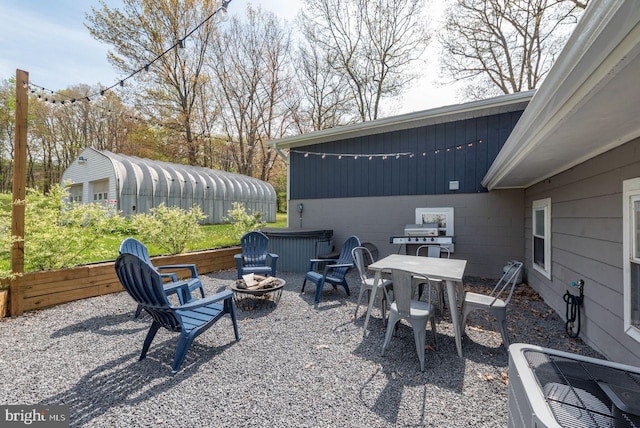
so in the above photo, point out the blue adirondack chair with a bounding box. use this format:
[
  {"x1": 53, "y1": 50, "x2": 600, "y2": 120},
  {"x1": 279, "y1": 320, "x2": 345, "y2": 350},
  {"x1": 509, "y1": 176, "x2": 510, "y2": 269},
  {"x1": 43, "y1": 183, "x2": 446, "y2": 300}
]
[
  {"x1": 302, "y1": 235, "x2": 361, "y2": 307},
  {"x1": 119, "y1": 238, "x2": 205, "y2": 317},
  {"x1": 115, "y1": 253, "x2": 240, "y2": 374},
  {"x1": 234, "y1": 231, "x2": 279, "y2": 279}
]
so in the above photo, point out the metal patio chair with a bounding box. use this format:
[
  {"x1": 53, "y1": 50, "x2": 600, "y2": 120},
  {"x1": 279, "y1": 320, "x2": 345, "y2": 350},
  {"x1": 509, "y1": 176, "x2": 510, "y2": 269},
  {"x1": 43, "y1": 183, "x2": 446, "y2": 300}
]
[
  {"x1": 351, "y1": 246, "x2": 393, "y2": 321},
  {"x1": 460, "y1": 261, "x2": 524, "y2": 349},
  {"x1": 382, "y1": 268, "x2": 437, "y2": 371},
  {"x1": 414, "y1": 245, "x2": 451, "y2": 316}
]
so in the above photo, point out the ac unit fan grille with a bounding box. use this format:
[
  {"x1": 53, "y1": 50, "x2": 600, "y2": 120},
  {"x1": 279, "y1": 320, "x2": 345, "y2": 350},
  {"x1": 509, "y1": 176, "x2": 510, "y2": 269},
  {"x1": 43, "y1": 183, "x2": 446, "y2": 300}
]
[{"x1": 524, "y1": 350, "x2": 640, "y2": 428}]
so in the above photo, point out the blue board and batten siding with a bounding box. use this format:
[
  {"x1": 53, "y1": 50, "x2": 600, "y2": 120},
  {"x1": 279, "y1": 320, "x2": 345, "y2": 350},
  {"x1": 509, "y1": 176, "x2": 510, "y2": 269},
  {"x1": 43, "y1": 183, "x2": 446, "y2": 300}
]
[{"x1": 290, "y1": 111, "x2": 524, "y2": 199}]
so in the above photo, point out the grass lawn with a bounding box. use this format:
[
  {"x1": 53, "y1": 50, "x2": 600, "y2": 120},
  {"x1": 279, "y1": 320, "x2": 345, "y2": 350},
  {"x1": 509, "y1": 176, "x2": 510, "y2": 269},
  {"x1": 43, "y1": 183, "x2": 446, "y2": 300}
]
[{"x1": 0, "y1": 192, "x2": 287, "y2": 269}]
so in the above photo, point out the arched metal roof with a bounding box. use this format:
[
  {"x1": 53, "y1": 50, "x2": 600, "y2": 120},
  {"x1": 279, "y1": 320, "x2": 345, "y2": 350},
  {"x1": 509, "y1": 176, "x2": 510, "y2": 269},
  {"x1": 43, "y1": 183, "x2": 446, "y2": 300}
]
[{"x1": 83, "y1": 149, "x2": 276, "y2": 223}]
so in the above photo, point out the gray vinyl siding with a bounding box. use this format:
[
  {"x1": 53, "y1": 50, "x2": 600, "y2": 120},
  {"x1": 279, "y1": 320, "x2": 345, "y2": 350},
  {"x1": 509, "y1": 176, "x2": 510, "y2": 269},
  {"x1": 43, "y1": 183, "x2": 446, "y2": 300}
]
[
  {"x1": 524, "y1": 136, "x2": 640, "y2": 366},
  {"x1": 60, "y1": 149, "x2": 117, "y2": 204},
  {"x1": 290, "y1": 111, "x2": 524, "y2": 199},
  {"x1": 288, "y1": 189, "x2": 524, "y2": 278}
]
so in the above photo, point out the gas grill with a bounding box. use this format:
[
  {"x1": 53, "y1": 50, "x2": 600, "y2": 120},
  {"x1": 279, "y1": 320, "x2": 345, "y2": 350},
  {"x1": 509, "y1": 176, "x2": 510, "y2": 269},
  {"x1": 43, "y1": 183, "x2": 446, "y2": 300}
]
[
  {"x1": 390, "y1": 224, "x2": 454, "y2": 253},
  {"x1": 508, "y1": 343, "x2": 640, "y2": 428}
]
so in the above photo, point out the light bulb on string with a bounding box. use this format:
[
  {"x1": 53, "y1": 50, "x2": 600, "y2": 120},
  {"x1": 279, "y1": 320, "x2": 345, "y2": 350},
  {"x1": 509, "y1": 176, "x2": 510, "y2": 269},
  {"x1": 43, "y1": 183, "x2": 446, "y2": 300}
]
[{"x1": 218, "y1": 0, "x2": 231, "y2": 22}]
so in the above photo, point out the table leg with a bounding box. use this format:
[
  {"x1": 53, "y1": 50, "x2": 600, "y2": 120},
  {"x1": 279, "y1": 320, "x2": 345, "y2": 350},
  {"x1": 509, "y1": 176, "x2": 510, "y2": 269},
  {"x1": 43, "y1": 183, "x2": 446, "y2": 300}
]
[
  {"x1": 446, "y1": 279, "x2": 463, "y2": 357},
  {"x1": 362, "y1": 271, "x2": 381, "y2": 336}
]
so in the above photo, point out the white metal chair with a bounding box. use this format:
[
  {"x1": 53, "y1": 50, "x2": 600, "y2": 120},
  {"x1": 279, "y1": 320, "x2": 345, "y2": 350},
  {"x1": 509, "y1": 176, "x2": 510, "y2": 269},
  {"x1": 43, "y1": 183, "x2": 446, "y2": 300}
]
[
  {"x1": 351, "y1": 246, "x2": 392, "y2": 321},
  {"x1": 460, "y1": 261, "x2": 524, "y2": 349},
  {"x1": 382, "y1": 268, "x2": 437, "y2": 371},
  {"x1": 414, "y1": 245, "x2": 450, "y2": 315}
]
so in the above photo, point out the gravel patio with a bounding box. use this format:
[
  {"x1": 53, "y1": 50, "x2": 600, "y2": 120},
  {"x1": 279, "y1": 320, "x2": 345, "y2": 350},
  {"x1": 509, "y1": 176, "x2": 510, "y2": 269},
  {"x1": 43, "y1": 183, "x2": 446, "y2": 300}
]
[{"x1": 0, "y1": 269, "x2": 602, "y2": 427}]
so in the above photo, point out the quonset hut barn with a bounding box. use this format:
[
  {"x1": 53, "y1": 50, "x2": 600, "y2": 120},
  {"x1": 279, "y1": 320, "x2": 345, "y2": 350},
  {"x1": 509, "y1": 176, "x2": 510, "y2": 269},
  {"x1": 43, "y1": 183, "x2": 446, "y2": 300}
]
[{"x1": 61, "y1": 147, "x2": 276, "y2": 224}]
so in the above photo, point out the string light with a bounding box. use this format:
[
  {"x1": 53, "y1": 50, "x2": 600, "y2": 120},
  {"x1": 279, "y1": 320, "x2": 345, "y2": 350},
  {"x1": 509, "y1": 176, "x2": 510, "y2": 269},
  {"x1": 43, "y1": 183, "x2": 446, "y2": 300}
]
[
  {"x1": 291, "y1": 139, "x2": 484, "y2": 160},
  {"x1": 26, "y1": 0, "x2": 233, "y2": 104},
  {"x1": 292, "y1": 150, "x2": 414, "y2": 159}
]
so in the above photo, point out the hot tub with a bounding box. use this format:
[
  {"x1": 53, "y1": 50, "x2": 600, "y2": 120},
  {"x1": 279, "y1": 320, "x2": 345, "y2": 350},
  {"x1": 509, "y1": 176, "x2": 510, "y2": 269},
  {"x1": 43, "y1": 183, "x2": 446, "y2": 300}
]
[{"x1": 261, "y1": 228, "x2": 333, "y2": 273}]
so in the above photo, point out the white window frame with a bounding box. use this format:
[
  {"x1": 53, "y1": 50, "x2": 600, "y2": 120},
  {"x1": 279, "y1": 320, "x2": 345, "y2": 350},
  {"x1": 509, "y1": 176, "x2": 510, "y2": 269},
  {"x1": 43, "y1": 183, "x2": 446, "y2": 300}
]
[
  {"x1": 623, "y1": 178, "x2": 640, "y2": 342},
  {"x1": 532, "y1": 198, "x2": 552, "y2": 279}
]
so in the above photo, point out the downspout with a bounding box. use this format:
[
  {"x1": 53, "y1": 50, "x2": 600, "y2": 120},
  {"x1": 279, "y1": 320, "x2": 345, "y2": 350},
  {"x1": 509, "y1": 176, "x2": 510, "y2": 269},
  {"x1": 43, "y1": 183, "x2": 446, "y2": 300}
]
[{"x1": 272, "y1": 144, "x2": 291, "y2": 227}]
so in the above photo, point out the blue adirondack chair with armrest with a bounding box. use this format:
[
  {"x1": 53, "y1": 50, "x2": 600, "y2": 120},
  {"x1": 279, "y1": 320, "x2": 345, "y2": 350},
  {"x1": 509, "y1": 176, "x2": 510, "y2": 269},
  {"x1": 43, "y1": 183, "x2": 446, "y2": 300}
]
[
  {"x1": 115, "y1": 253, "x2": 240, "y2": 374},
  {"x1": 119, "y1": 238, "x2": 205, "y2": 317},
  {"x1": 302, "y1": 235, "x2": 361, "y2": 307},
  {"x1": 234, "y1": 231, "x2": 279, "y2": 279}
]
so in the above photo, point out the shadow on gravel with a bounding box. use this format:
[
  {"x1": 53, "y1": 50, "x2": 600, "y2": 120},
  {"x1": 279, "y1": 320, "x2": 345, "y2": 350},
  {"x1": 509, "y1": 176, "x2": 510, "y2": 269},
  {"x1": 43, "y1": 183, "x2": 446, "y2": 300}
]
[
  {"x1": 50, "y1": 312, "x2": 147, "y2": 338},
  {"x1": 37, "y1": 339, "x2": 236, "y2": 427},
  {"x1": 352, "y1": 324, "x2": 467, "y2": 425}
]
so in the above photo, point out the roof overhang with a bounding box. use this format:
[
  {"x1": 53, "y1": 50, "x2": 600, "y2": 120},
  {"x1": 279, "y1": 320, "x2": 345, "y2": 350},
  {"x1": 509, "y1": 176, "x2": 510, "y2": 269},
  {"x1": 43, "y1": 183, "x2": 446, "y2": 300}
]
[
  {"x1": 268, "y1": 91, "x2": 534, "y2": 151},
  {"x1": 482, "y1": 0, "x2": 640, "y2": 190}
]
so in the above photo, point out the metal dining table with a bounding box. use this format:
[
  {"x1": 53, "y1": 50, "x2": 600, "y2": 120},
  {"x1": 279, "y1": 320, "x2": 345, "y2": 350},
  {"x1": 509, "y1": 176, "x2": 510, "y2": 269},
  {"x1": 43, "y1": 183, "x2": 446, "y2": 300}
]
[{"x1": 363, "y1": 254, "x2": 467, "y2": 357}]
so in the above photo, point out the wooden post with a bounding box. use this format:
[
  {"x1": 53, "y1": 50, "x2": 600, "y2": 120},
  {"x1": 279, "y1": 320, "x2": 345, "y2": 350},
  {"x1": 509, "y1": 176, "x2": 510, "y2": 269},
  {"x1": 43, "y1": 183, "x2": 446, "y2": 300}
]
[{"x1": 10, "y1": 69, "x2": 28, "y2": 316}]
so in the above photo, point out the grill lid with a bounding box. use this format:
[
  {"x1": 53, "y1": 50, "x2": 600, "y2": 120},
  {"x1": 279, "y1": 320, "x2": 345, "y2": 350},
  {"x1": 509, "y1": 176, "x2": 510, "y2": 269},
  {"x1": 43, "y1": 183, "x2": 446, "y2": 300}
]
[{"x1": 404, "y1": 223, "x2": 439, "y2": 236}]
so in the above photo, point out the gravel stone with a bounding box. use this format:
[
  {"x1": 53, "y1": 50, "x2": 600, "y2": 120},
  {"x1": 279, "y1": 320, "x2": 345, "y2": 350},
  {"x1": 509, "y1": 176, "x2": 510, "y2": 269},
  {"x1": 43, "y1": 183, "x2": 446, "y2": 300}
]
[{"x1": 0, "y1": 270, "x2": 601, "y2": 427}]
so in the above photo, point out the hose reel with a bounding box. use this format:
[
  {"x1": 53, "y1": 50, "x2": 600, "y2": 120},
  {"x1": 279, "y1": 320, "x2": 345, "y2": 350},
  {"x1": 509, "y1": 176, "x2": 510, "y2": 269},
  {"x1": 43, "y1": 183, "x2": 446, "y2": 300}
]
[{"x1": 564, "y1": 279, "x2": 584, "y2": 338}]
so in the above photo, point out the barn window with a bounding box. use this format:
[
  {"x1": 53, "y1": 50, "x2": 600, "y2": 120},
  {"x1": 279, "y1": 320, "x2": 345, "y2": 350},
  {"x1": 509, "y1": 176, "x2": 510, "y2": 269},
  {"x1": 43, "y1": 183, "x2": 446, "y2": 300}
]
[
  {"x1": 69, "y1": 184, "x2": 83, "y2": 203},
  {"x1": 91, "y1": 179, "x2": 109, "y2": 203},
  {"x1": 623, "y1": 178, "x2": 640, "y2": 342},
  {"x1": 532, "y1": 198, "x2": 551, "y2": 279}
]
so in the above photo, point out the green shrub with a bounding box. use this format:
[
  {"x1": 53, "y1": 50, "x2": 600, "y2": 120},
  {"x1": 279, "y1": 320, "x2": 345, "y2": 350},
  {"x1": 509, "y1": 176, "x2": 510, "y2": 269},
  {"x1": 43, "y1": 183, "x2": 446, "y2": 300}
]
[
  {"x1": 131, "y1": 204, "x2": 206, "y2": 254},
  {"x1": 224, "y1": 202, "x2": 266, "y2": 240},
  {"x1": 0, "y1": 199, "x2": 19, "y2": 283},
  {"x1": 5, "y1": 184, "x2": 130, "y2": 271}
]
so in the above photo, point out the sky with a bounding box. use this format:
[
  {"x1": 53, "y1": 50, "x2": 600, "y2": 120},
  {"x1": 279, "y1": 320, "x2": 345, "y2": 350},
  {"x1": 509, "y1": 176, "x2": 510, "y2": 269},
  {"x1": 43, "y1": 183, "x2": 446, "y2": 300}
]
[{"x1": 0, "y1": 0, "x2": 460, "y2": 114}]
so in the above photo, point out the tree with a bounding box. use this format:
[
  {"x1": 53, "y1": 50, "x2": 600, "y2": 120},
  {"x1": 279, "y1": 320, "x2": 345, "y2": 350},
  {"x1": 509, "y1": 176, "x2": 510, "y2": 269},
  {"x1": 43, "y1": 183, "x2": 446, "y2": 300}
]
[
  {"x1": 299, "y1": 0, "x2": 430, "y2": 121},
  {"x1": 291, "y1": 35, "x2": 356, "y2": 132},
  {"x1": 439, "y1": 0, "x2": 588, "y2": 99},
  {"x1": 0, "y1": 79, "x2": 16, "y2": 193},
  {"x1": 85, "y1": 0, "x2": 224, "y2": 165},
  {"x1": 23, "y1": 85, "x2": 143, "y2": 191},
  {"x1": 208, "y1": 6, "x2": 293, "y2": 181}
]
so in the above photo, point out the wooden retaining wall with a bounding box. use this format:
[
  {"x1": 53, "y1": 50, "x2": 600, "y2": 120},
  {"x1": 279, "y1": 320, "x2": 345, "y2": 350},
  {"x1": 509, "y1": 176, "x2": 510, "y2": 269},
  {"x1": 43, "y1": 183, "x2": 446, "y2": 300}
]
[{"x1": 4, "y1": 246, "x2": 240, "y2": 316}]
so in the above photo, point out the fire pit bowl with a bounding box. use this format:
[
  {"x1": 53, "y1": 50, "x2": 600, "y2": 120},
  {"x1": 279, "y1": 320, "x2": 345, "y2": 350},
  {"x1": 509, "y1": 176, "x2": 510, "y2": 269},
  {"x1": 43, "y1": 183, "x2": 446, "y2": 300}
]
[{"x1": 230, "y1": 275, "x2": 285, "y2": 309}]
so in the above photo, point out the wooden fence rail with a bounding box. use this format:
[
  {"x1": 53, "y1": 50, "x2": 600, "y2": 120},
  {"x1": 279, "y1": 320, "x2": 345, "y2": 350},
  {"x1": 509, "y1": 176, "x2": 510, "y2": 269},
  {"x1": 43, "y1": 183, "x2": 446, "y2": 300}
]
[{"x1": 1, "y1": 246, "x2": 240, "y2": 317}]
